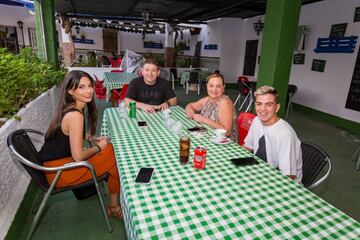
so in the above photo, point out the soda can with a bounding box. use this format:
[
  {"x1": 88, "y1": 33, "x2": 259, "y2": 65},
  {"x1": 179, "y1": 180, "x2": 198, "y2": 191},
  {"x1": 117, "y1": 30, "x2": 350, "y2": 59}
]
[
  {"x1": 129, "y1": 101, "x2": 136, "y2": 118},
  {"x1": 193, "y1": 146, "x2": 207, "y2": 169}
]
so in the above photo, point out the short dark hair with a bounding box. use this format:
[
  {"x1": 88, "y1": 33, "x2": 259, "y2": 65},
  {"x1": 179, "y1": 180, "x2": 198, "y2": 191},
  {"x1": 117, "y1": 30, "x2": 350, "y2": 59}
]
[
  {"x1": 254, "y1": 85, "x2": 279, "y2": 103},
  {"x1": 141, "y1": 59, "x2": 159, "y2": 69}
]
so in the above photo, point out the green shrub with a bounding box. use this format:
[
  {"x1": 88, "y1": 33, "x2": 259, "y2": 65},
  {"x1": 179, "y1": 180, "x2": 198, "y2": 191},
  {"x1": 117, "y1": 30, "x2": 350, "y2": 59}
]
[{"x1": 0, "y1": 48, "x2": 66, "y2": 118}]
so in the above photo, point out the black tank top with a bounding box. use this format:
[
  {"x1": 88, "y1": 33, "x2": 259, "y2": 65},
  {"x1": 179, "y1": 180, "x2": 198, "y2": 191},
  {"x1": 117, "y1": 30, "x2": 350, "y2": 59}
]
[{"x1": 39, "y1": 108, "x2": 83, "y2": 162}]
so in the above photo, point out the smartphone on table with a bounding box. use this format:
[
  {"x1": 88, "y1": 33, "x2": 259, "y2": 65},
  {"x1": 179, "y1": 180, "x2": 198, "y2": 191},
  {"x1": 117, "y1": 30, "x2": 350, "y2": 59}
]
[
  {"x1": 187, "y1": 126, "x2": 207, "y2": 132},
  {"x1": 137, "y1": 121, "x2": 148, "y2": 128},
  {"x1": 231, "y1": 157, "x2": 259, "y2": 166},
  {"x1": 135, "y1": 167, "x2": 155, "y2": 185}
]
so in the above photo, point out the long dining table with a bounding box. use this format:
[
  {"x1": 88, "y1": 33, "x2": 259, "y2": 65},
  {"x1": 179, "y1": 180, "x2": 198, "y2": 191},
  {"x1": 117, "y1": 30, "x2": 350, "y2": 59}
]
[{"x1": 101, "y1": 106, "x2": 360, "y2": 239}]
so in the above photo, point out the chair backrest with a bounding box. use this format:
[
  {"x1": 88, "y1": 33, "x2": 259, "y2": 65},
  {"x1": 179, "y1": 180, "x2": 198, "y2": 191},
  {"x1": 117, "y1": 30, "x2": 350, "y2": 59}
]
[
  {"x1": 158, "y1": 68, "x2": 168, "y2": 80},
  {"x1": 301, "y1": 141, "x2": 332, "y2": 189},
  {"x1": 110, "y1": 58, "x2": 122, "y2": 67},
  {"x1": 238, "y1": 76, "x2": 249, "y2": 94},
  {"x1": 237, "y1": 112, "x2": 256, "y2": 145},
  {"x1": 189, "y1": 71, "x2": 199, "y2": 84},
  {"x1": 7, "y1": 129, "x2": 50, "y2": 192},
  {"x1": 111, "y1": 84, "x2": 129, "y2": 103},
  {"x1": 111, "y1": 69, "x2": 123, "y2": 73},
  {"x1": 170, "y1": 68, "x2": 177, "y2": 79},
  {"x1": 93, "y1": 74, "x2": 106, "y2": 98}
]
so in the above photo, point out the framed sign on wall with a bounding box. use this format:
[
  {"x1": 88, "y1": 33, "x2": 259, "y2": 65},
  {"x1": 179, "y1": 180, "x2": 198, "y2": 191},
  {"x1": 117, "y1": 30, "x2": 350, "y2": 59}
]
[
  {"x1": 293, "y1": 53, "x2": 305, "y2": 64},
  {"x1": 329, "y1": 23, "x2": 347, "y2": 37},
  {"x1": 354, "y1": 7, "x2": 360, "y2": 22},
  {"x1": 311, "y1": 59, "x2": 326, "y2": 72}
]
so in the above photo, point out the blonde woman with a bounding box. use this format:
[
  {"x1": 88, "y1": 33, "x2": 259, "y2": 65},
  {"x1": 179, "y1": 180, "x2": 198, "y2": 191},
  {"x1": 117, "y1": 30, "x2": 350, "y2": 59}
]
[{"x1": 185, "y1": 73, "x2": 237, "y2": 141}]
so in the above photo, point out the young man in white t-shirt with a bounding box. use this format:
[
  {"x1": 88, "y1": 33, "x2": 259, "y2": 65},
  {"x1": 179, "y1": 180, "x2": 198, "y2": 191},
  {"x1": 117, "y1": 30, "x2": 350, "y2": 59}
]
[{"x1": 243, "y1": 85, "x2": 303, "y2": 183}]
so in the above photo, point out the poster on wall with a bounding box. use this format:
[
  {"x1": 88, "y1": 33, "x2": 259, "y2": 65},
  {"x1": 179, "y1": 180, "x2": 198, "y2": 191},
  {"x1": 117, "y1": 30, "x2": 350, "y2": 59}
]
[
  {"x1": 311, "y1": 59, "x2": 326, "y2": 72},
  {"x1": 293, "y1": 53, "x2": 305, "y2": 64},
  {"x1": 329, "y1": 23, "x2": 347, "y2": 37},
  {"x1": 354, "y1": 7, "x2": 360, "y2": 22},
  {"x1": 345, "y1": 46, "x2": 360, "y2": 111}
]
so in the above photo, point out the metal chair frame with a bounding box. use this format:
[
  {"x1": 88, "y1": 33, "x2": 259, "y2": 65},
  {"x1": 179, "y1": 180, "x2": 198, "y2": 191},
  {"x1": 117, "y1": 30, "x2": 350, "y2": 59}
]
[
  {"x1": 186, "y1": 71, "x2": 201, "y2": 95},
  {"x1": 301, "y1": 141, "x2": 332, "y2": 189},
  {"x1": 159, "y1": 68, "x2": 175, "y2": 90},
  {"x1": 352, "y1": 146, "x2": 360, "y2": 170},
  {"x1": 286, "y1": 84, "x2": 298, "y2": 118},
  {"x1": 237, "y1": 82, "x2": 255, "y2": 112},
  {"x1": 7, "y1": 129, "x2": 112, "y2": 240}
]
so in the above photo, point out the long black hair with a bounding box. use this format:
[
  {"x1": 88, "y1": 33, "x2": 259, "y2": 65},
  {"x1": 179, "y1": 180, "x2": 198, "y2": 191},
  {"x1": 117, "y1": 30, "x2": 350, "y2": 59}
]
[{"x1": 45, "y1": 70, "x2": 97, "y2": 139}]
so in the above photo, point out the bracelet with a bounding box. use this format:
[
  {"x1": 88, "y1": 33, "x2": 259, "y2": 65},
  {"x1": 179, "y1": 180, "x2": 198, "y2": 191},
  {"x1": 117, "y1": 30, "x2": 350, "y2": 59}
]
[{"x1": 94, "y1": 144, "x2": 101, "y2": 152}]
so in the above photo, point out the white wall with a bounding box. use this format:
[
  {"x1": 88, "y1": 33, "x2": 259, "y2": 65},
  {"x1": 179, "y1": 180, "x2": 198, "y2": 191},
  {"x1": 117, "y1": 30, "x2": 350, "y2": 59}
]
[
  {"x1": 289, "y1": 0, "x2": 360, "y2": 123},
  {"x1": 218, "y1": 18, "x2": 244, "y2": 83},
  {"x1": 0, "y1": 88, "x2": 58, "y2": 239},
  {"x1": 0, "y1": 5, "x2": 35, "y2": 47}
]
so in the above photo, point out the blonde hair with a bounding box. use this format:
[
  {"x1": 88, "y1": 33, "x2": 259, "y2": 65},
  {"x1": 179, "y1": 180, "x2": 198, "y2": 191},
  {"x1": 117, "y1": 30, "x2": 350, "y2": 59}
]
[
  {"x1": 206, "y1": 73, "x2": 225, "y2": 85},
  {"x1": 254, "y1": 85, "x2": 279, "y2": 103}
]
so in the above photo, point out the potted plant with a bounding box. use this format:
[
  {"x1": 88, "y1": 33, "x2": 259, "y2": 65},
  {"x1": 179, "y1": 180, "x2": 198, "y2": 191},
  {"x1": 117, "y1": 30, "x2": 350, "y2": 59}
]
[{"x1": 0, "y1": 48, "x2": 66, "y2": 126}]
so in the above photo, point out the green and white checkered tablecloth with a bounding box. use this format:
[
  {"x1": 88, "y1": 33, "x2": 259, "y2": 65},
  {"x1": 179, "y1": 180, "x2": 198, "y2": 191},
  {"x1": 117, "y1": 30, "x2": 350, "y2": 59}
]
[
  {"x1": 103, "y1": 72, "x2": 137, "y2": 97},
  {"x1": 101, "y1": 106, "x2": 360, "y2": 240}
]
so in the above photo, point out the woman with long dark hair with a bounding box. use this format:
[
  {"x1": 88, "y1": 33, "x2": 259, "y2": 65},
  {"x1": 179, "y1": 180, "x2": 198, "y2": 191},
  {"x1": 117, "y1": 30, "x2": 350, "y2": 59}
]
[{"x1": 39, "y1": 70, "x2": 122, "y2": 219}]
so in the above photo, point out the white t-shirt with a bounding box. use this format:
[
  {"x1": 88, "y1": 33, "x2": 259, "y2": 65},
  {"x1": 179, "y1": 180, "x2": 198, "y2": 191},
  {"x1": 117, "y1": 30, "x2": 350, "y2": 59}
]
[{"x1": 244, "y1": 117, "x2": 303, "y2": 183}]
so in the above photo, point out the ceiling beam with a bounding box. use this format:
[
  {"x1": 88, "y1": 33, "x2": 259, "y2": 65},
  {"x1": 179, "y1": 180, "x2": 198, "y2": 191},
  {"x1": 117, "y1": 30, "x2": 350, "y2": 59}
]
[{"x1": 184, "y1": 0, "x2": 256, "y2": 21}]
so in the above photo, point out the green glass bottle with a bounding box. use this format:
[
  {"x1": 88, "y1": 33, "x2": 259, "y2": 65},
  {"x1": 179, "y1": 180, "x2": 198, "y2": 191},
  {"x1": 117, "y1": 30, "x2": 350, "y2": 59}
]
[{"x1": 129, "y1": 101, "x2": 136, "y2": 118}]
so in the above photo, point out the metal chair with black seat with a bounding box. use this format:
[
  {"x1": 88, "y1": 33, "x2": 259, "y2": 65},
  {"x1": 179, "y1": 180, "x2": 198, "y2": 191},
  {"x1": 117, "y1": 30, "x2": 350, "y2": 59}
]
[
  {"x1": 301, "y1": 141, "x2": 332, "y2": 189},
  {"x1": 234, "y1": 76, "x2": 249, "y2": 107},
  {"x1": 7, "y1": 129, "x2": 112, "y2": 240},
  {"x1": 286, "y1": 84, "x2": 298, "y2": 118},
  {"x1": 186, "y1": 71, "x2": 201, "y2": 95}
]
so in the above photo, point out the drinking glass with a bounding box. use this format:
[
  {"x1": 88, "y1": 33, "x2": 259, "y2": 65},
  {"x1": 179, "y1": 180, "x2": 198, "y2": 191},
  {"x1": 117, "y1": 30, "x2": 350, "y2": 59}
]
[
  {"x1": 118, "y1": 100, "x2": 126, "y2": 119},
  {"x1": 179, "y1": 135, "x2": 190, "y2": 164}
]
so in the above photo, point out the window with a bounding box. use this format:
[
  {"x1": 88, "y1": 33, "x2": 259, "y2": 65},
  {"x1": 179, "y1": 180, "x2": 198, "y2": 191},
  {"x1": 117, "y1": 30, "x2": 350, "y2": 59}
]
[
  {"x1": 103, "y1": 28, "x2": 118, "y2": 53},
  {"x1": 28, "y1": 28, "x2": 37, "y2": 49}
]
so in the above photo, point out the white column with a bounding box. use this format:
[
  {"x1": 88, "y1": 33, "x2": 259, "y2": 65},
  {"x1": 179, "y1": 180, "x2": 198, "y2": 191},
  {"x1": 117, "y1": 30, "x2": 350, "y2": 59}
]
[{"x1": 164, "y1": 23, "x2": 174, "y2": 48}]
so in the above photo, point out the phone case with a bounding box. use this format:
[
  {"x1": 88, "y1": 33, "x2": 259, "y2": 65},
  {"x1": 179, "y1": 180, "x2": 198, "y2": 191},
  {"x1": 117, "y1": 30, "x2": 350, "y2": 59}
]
[{"x1": 135, "y1": 167, "x2": 155, "y2": 184}]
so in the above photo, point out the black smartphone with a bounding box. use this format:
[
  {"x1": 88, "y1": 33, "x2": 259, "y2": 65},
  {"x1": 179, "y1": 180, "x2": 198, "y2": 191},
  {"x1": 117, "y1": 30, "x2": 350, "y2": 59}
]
[
  {"x1": 187, "y1": 126, "x2": 207, "y2": 132},
  {"x1": 231, "y1": 157, "x2": 259, "y2": 166},
  {"x1": 137, "y1": 121, "x2": 148, "y2": 127},
  {"x1": 135, "y1": 167, "x2": 155, "y2": 184}
]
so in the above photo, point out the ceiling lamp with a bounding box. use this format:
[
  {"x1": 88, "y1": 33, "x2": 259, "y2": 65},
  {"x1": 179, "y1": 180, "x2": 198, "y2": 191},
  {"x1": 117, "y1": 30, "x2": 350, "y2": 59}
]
[
  {"x1": 253, "y1": 18, "x2": 264, "y2": 35},
  {"x1": 93, "y1": 19, "x2": 99, "y2": 22},
  {"x1": 106, "y1": 20, "x2": 112, "y2": 24}
]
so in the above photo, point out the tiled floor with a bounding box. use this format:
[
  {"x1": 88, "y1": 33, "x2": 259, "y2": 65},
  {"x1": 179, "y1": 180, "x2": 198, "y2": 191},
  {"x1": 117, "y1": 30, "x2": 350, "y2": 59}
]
[{"x1": 18, "y1": 85, "x2": 360, "y2": 239}]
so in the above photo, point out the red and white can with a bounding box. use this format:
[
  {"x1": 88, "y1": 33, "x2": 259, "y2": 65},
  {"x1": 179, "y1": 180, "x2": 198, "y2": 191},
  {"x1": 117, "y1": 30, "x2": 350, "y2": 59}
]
[{"x1": 193, "y1": 146, "x2": 207, "y2": 169}]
